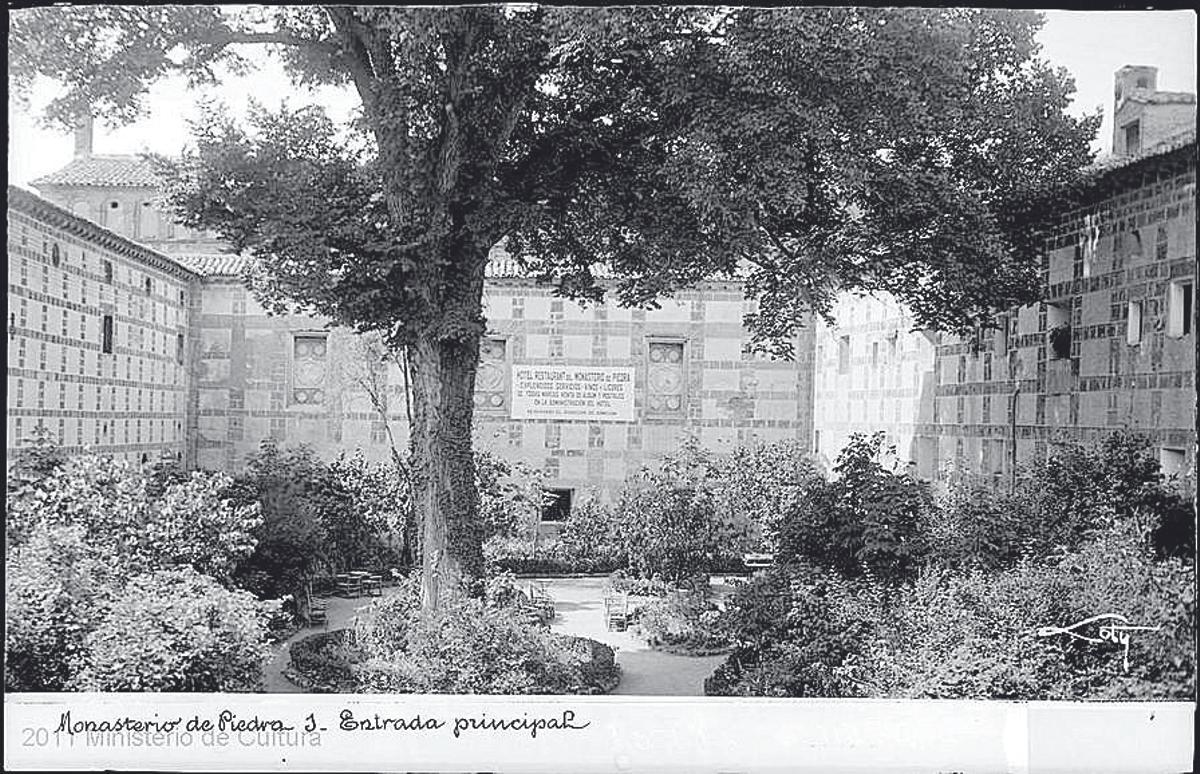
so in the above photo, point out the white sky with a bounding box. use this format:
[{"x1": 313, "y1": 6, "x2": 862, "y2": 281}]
[{"x1": 7, "y1": 9, "x2": 1197, "y2": 188}]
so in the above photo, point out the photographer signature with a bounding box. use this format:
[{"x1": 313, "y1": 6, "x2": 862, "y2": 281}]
[{"x1": 1031, "y1": 613, "x2": 1162, "y2": 673}]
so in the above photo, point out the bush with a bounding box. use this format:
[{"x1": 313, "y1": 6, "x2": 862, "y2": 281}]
[
  {"x1": 557, "y1": 494, "x2": 628, "y2": 570},
  {"x1": 705, "y1": 565, "x2": 874, "y2": 697},
  {"x1": 777, "y1": 433, "x2": 931, "y2": 582},
  {"x1": 716, "y1": 439, "x2": 823, "y2": 553},
  {"x1": 5, "y1": 524, "x2": 110, "y2": 691},
  {"x1": 928, "y1": 431, "x2": 1196, "y2": 571},
  {"x1": 636, "y1": 591, "x2": 729, "y2": 654},
  {"x1": 71, "y1": 568, "x2": 275, "y2": 692},
  {"x1": 484, "y1": 536, "x2": 623, "y2": 575},
  {"x1": 288, "y1": 629, "x2": 362, "y2": 692},
  {"x1": 231, "y1": 440, "x2": 408, "y2": 599},
  {"x1": 617, "y1": 438, "x2": 753, "y2": 582},
  {"x1": 354, "y1": 597, "x2": 593, "y2": 694},
  {"x1": 5, "y1": 445, "x2": 274, "y2": 693},
  {"x1": 476, "y1": 451, "x2": 545, "y2": 540},
  {"x1": 862, "y1": 521, "x2": 1194, "y2": 700}
]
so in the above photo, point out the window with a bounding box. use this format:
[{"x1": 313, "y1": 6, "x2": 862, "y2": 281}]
[
  {"x1": 102, "y1": 314, "x2": 114, "y2": 354},
  {"x1": 1124, "y1": 121, "x2": 1141, "y2": 155},
  {"x1": 1046, "y1": 303, "x2": 1071, "y2": 360},
  {"x1": 871, "y1": 341, "x2": 879, "y2": 368},
  {"x1": 102, "y1": 260, "x2": 113, "y2": 284},
  {"x1": 1127, "y1": 301, "x2": 1144, "y2": 345},
  {"x1": 51, "y1": 243, "x2": 60, "y2": 267},
  {"x1": 176, "y1": 333, "x2": 185, "y2": 364},
  {"x1": 541, "y1": 489, "x2": 573, "y2": 522},
  {"x1": 1167, "y1": 281, "x2": 1193, "y2": 338},
  {"x1": 144, "y1": 277, "x2": 153, "y2": 295},
  {"x1": 837, "y1": 335, "x2": 851, "y2": 374},
  {"x1": 1160, "y1": 448, "x2": 1186, "y2": 479}
]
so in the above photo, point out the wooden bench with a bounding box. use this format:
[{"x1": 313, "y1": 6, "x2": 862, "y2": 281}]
[{"x1": 743, "y1": 552, "x2": 775, "y2": 571}]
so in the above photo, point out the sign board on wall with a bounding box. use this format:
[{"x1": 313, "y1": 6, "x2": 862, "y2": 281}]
[{"x1": 510, "y1": 365, "x2": 635, "y2": 422}]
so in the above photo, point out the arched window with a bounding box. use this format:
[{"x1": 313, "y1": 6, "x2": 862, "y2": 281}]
[{"x1": 51, "y1": 243, "x2": 60, "y2": 267}]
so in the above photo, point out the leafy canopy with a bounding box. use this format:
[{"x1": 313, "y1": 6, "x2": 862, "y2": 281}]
[{"x1": 11, "y1": 6, "x2": 1099, "y2": 356}]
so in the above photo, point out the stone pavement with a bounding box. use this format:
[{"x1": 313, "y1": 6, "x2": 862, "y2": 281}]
[
  {"x1": 262, "y1": 576, "x2": 735, "y2": 696},
  {"x1": 537, "y1": 576, "x2": 730, "y2": 697}
]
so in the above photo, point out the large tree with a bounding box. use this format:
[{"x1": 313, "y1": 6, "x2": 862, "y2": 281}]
[{"x1": 10, "y1": 6, "x2": 1098, "y2": 608}]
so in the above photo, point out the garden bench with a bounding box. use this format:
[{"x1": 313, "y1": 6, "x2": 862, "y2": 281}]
[
  {"x1": 743, "y1": 552, "x2": 775, "y2": 571},
  {"x1": 361, "y1": 574, "x2": 383, "y2": 597}
]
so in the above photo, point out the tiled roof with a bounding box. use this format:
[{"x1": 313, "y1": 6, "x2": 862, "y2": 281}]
[
  {"x1": 7, "y1": 184, "x2": 198, "y2": 280},
  {"x1": 1125, "y1": 91, "x2": 1197, "y2": 106},
  {"x1": 31, "y1": 154, "x2": 160, "y2": 188},
  {"x1": 1087, "y1": 127, "x2": 1197, "y2": 177},
  {"x1": 175, "y1": 254, "x2": 251, "y2": 278}
]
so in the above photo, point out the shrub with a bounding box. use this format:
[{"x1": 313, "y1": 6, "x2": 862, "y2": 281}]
[
  {"x1": 636, "y1": 591, "x2": 729, "y2": 654},
  {"x1": 476, "y1": 450, "x2": 545, "y2": 540},
  {"x1": 705, "y1": 565, "x2": 874, "y2": 697},
  {"x1": 617, "y1": 438, "x2": 753, "y2": 582},
  {"x1": 354, "y1": 597, "x2": 589, "y2": 694},
  {"x1": 71, "y1": 568, "x2": 276, "y2": 692},
  {"x1": 557, "y1": 494, "x2": 627, "y2": 570},
  {"x1": 483, "y1": 536, "x2": 623, "y2": 575},
  {"x1": 6, "y1": 455, "x2": 260, "y2": 582},
  {"x1": 288, "y1": 629, "x2": 362, "y2": 692},
  {"x1": 716, "y1": 439, "x2": 823, "y2": 553},
  {"x1": 777, "y1": 433, "x2": 931, "y2": 582},
  {"x1": 5, "y1": 524, "x2": 111, "y2": 691}
]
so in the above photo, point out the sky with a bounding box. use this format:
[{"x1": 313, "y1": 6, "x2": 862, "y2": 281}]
[{"x1": 7, "y1": 9, "x2": 1197, "y2": 188}]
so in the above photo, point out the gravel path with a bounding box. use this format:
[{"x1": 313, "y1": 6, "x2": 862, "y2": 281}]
[
  {"x1": 537, "y1": 576, "x2": 730, "y2": 697},
  {"x1": 262, "y1": 576, "x2": 736, "y2": 696}
]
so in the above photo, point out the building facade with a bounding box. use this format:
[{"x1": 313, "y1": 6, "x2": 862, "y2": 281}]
[
  {"x1": 813, "y1": 66, "x2": 1196, "y2": 485},
  {"x1": 6, "y1": 186, "x2": 197, "y2": 463},
  {"x1": 11, "y1": 140, "x2": 815, "y2": 511}
]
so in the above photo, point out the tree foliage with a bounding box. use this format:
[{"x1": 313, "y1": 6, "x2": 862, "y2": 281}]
[{"x1": 9, "y1": 6, "x2": 1100, "y2": 604}]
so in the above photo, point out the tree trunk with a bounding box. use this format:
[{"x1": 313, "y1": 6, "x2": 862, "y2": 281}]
[{"x1": 406, "y1": 312, "x2": 486, "y2": 611}]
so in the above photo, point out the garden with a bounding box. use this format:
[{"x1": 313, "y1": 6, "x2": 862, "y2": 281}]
[{"x1": 5, "y1": 429, "x2": 1194, "y2": 699}]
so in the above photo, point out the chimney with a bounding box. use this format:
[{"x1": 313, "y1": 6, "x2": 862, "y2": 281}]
[{"x1": 73, "y1": 113, "x2": 93, "y2": 159}]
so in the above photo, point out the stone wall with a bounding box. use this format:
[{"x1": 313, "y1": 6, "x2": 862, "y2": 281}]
[
  {"x1": 189, "y1": 274, "x2": 815, "y2": 501},
  {"x1": 7, "y1": 188, "x2": 196, "y2": 463},
  {"x1": 917, "y1": 144, "x2": 1197, "y2": 485}
]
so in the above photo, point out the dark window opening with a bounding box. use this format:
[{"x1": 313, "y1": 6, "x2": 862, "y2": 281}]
[
  {"x1": 51, "y1": 243, "x2": 60, "y2": 266},
  {"x1": 1124, "y1": 121, "x2": 1141, "y2": 155},
  {"x1": 541, "y1": 489, "x2": 573, "y2": 522},
  {"x1": 144, "y1": 277, "x2": 153, "y2": 295},
  {"x1": 837, "y1": 336, "x2": 850, "y2": 374},
  {"x1": 1049, "y1": 324, "x2": 1072, "y2": 360},
  {"x1": 176, "y1": 333, "x2": 185, "y2": 364},
  {"x1": 1184, "y1": 283, "x2": 1194, "y2": 337},
  {"x1": 101, "y1": 315, "x2": 114, "y2": 354},
  {"x1": 1136, "y1": 77, "x2": 1149, "y2": 88},
  {"x1": 102, "y1": 260, "x2": 113, "y2": 284}
]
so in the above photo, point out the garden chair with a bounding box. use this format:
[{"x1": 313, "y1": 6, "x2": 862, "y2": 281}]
[
  {"x1": 604, "y1": 594, "x2": 630, "y2": 631},
  {"x1": 305, "y1": 585, "x2": 328, "y2": 629},
  {"x1": 335, "y1": 573, "x2": 362, "y2": 598},
  {"x1": 743, "y1": 552, "x2": 775, "y2": 572},
  {"x1": 527, "y1": 582, "x2": 555, "y2": 621},
  {"x1": 362, "y1": 574, "x2": 383, "y2": 597}
]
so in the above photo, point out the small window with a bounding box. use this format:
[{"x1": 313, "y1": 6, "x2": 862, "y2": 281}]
[
  {"x1": 541, "y1": 489, "x2": 573, "y2": 522},
  {"x1": 1124, "y1": 121, "x2": 1141, "y2": 155},
  {"x1": 102, "y1": 314, "x2": 114, "y2": 354},
  {"x1": 144, "y1": 277, "x2": 153, "y2": 295},
  {"x1": 1046, "y1": 303, "x2": 1071, "y2": 360},
  {"x1": 1136, "y1": 77, "x2": 1149, "y2": 88},
  {"x1": 51, "y1": 243, "x2": 60, "y2": 267},
  {"x1": 1167, "y1": 281, "x2": 1193, "y2": 338},
  {"x1": 102, "y1": 260, "x2": 114, "y2": 284},
  {"x1": 837, "y1": 335, "x2": 851, "y2": 374},
  {"x1": 1160, "y1": 448, "x2": 1186, "y2": 479},
  {"x1": 871, "y1": 341, "x2": 879, "y2": 368},
  {"x1": 176, "y1": 333, "x2": 185, "y2": 364},
  {"x1": 1127, "y1": 301, "x2": 1144, "y2": 345}
]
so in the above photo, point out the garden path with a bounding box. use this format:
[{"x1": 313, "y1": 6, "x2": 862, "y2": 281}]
[
  {"x1": 263, "y1": 577, "x2": 736, "y2": 696},
  {"x1": 537, "y1": 576, "x2": 732, "y2": 697},
  {"x1": 262, "y1": 592, "x2": 388, "y2": 693}
]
